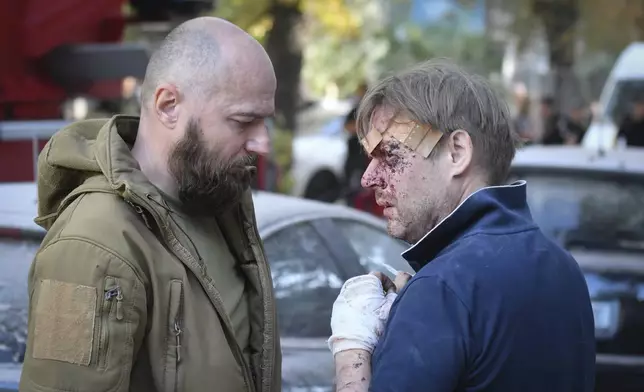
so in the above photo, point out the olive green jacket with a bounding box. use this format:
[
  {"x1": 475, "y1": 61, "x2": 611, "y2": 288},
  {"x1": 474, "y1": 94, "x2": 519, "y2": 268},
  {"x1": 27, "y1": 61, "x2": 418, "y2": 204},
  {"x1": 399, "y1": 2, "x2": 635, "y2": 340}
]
[{"x1": 19, "y1": 115, "x2": 281, "y2": 392}]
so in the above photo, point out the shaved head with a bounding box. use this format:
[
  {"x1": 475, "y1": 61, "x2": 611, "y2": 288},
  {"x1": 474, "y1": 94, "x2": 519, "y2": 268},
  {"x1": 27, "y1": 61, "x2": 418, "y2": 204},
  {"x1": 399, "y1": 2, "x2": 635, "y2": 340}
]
[
  {"x1": 141, "y1": 17, "x2": 272, "y2": 106},
  {"x1": 133, "y1": 17, "x2": 276, "y2": 215}
]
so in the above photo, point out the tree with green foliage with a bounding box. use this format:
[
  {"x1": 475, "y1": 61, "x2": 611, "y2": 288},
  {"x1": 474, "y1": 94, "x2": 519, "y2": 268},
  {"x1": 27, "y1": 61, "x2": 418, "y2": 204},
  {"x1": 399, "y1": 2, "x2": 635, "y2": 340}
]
[
  {"x1": 488, "y1": 0, "x2": 644, "y2": 107},
  {"x1": 213, "y1": 0, "x2": 366, "y2": 132},
  {"x1": 380, "y1": 17, "x2": 503, "y2": 77},
  {"x1": 215, "y1": 0, "x2": 510, "y2": 128}
]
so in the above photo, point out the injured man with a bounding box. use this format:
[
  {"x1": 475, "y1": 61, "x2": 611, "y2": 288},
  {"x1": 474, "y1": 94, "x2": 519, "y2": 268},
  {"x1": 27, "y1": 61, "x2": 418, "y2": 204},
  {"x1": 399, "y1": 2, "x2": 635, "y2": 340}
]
[{"x1": 327, "y1": 61, "x2": 596, "y2": 392}]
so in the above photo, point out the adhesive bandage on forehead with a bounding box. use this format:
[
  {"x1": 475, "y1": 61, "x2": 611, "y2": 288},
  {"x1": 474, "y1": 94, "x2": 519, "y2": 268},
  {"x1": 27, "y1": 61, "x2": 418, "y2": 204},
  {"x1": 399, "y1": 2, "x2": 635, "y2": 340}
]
[{"x1": 359, "y1": 118, "x2": 444, "y2": 159}]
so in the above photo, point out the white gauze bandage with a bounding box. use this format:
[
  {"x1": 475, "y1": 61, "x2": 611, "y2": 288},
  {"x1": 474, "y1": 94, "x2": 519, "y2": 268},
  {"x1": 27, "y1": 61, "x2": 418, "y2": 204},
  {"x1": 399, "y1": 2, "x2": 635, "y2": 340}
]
[{"x1": 328, "y1": 274, "x2": 398, "y2": 356}]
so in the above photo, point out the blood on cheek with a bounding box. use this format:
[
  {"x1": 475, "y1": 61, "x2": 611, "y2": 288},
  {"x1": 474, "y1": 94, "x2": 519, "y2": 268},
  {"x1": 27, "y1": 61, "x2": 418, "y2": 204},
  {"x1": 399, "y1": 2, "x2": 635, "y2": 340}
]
[
  {"x1": 382, "y1": 143, "x2": 412, "y2": 175},
  {"x1": 363, "y1": 142, "x2": 415, "y2": 189}
]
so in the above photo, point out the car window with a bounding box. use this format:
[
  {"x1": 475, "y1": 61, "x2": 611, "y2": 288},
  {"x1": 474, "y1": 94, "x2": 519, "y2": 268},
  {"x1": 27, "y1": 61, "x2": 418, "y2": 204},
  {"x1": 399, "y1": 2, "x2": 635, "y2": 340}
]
[
  {"x1": 263, "y1": 222, "x2": 343, "y2": 338},
  {"x1": 512, "y1": 173, "x2": 644, "y2": 250},
  {"x1": 333, "y1": 219, "x2": 414, "y2": 275},
  {"x1": 0, "y1": 237, "x2": 39, "y2": 363},
  {"x1": 606, "y1": 79, "x2": 644, "y2": 124}
]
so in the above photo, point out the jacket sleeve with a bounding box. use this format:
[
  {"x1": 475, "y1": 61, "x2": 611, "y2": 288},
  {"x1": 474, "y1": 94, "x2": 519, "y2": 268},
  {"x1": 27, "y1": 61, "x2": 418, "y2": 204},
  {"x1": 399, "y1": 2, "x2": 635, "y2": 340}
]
[
  {"x1": 19, "y1": 238, "x2": 148, "y2": 392},
  {"x1": 369, "y1": 276, "x2": 471, "y2": 392}
]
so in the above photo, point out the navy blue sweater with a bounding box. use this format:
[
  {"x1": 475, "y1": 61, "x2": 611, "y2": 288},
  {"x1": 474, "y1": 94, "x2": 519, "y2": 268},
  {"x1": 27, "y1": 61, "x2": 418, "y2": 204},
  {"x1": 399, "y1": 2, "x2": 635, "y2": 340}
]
[{"x1": 370, "y1": 181, "x2": 595, "y2": 392}]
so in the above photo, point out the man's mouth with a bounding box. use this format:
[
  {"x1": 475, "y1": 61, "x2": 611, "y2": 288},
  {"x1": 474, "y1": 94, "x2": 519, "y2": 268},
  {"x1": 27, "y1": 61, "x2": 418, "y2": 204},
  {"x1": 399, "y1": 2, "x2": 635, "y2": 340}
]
[{"x1": 375, "y1": 191, "x2": 394, "y2": 208}]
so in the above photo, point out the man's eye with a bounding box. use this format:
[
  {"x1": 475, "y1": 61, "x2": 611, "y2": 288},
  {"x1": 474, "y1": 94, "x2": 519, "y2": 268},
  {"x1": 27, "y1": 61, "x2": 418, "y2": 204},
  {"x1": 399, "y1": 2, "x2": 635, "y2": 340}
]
[
  {"x1": 382, "y1": 150, "x2": 402, "y2": 166},
  {"x1": 379, "y1": 149, "x2": 394, "y2": 161},
  {"x1": 232, "y1": 119, "x2": 253, "y2": 130},
  {"x1": 372, "y1": 151, "x2": 391, "y2": 164}
]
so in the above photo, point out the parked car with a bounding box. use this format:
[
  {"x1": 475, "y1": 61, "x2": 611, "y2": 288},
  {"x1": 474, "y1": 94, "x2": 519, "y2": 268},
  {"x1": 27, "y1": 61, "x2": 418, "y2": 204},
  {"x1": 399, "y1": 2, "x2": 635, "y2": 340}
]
[
  {"x1": 0, "y1": 183, "x2": 413, "y2": 392},
  {"x1": 510, "y1": 144, "x2": 644, "y2": 391},
  {"x1": 290, "y1": 99, "x2": 355, "y2": 202},
  {"x1": 291, "y1": 128, "x2": 347, "y2": 202}
]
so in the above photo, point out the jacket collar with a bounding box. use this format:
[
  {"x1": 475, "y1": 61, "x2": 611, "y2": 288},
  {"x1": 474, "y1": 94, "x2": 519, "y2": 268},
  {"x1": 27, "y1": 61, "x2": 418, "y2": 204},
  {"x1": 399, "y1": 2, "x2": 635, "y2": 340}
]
[
  {"x1": 93, "y1": 115, "x2": 159, "y2": 200},
  {"x1": 402, "y1": 181, "x2": 536, "y2": 272}
]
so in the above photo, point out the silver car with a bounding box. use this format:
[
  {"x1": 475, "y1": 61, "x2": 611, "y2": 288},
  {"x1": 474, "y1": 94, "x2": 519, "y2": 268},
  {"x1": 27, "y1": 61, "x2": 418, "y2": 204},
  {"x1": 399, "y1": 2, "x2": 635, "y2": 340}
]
[
  {"x1": 510, "y1": 145, "x2": 644, "y2": 392},
  {"x1": 0, "y1": 185, "x2": 413, "y2": 392}
]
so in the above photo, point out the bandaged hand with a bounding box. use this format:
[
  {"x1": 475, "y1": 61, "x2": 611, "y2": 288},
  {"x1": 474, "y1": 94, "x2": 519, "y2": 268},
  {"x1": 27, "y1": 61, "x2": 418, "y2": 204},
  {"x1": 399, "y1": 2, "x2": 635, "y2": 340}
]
[{"x1": 328, "y1": 272, "x2": 411, "y2": 356}]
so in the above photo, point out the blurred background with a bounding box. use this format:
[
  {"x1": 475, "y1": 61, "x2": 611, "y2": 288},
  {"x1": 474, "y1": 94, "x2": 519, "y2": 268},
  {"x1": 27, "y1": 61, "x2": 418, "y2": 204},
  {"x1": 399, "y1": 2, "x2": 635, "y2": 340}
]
[
  {"x1": 1, "y1": 0, "x2": 644, "y2": 196},
  {"x1": 2, "y1": 1, "x2": 644, "y2": 391}
]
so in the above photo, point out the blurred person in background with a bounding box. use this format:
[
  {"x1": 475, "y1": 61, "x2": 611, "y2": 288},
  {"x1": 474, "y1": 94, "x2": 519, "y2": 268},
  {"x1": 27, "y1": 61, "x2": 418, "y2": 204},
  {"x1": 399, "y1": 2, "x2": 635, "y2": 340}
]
[
  {"x1": 567, "y1": 102, "x2": 590, "y2": 142},
  {"x1": 321, "y1": 83, "x2": 369, "y2": 136},
  {"x1": 540, "y1": 96, "x2": 561, "y2": 144},
  {"x1": 541, "y1": 97, "x2": 586, "y2": 145},
  {"x1": 343, "y1": 107, "x2": 368, "y2": 206},
  {"x1": 327, "y1": 60, "x2": 595, "y2": 392},
  {"x1": 343, "y1": 106, "x2": 384, "y2": 216},
  {"x1": 617, "y1": 96, "x2": 644, "y2": 147},
  {"x1": 352, "y1": 82, "x2": 369, "y2": 105},
  {"x1": 513, "y1": 96, "x2": 535, "y2": 144},
  {"x1": 19, "y1": 17, "x2": 281, "y2": 392},
  {"x1": 589, "y1": 100, "x2": 602, "y2": 121}
]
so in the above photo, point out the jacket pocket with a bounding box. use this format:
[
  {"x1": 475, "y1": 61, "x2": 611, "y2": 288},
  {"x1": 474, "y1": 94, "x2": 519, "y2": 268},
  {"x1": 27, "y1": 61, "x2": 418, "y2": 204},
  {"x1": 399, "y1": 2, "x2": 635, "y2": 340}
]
[
  {"x1": 164, "y1": 280, "x2": 184, "y2": 392},
  {"x1": 97, "y1": 276, "x2": 124, "y2": 370},
  {"x1": 22, "y1": 239, "x2": 145, "y2": 392}
]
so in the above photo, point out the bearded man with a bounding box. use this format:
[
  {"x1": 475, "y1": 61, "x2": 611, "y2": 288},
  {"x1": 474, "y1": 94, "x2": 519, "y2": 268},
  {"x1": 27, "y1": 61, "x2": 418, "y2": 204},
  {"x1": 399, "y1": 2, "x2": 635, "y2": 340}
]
[{"x1": 20, "y1": 17, "x2": 281, "y2": 392}]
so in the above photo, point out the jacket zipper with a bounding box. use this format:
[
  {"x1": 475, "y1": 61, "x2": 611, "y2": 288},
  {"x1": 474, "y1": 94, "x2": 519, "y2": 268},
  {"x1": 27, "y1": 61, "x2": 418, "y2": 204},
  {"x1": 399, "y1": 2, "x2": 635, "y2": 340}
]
[
  {"x1": 165, "y1": 280, "x2": 183, "y2": 392},
  {"x1": 99, "y1": 279, "x2": 124, "y2": 370},
  {"x1": 125, "y1": 200, "x2": 151, "y2": 229},
  {"x1": 173, "y1": 283, "x2": 184, "y2": 363},
  {"x1": 128, "y1": 192, "x2": 255, "y2": 392},
  {"x1": 174, "y1": 320, "x2": 182, "y2": 363},
  {"x1": 244, "y1": 219, "x2": 277, "y2": 392}
]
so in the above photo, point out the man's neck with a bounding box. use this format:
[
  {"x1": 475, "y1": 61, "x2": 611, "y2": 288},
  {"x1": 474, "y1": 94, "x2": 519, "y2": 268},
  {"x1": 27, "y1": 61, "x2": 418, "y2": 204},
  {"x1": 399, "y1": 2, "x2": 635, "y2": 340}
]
[
  {"x1": 458, "y1": 175, "x2": 489, "y2": 206},
  {"x1": 131, "y1": 124, "x2": 178, "y2": 199},
  {"x1": 407, "y1": 176, "x2": 488, "y2": 245}
]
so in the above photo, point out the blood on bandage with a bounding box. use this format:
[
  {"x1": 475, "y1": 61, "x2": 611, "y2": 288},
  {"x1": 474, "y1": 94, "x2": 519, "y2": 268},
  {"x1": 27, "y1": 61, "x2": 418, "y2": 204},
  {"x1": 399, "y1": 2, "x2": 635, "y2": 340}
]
[{"x1": 360, "y1": 119, "x2": 443, "y2": 158}]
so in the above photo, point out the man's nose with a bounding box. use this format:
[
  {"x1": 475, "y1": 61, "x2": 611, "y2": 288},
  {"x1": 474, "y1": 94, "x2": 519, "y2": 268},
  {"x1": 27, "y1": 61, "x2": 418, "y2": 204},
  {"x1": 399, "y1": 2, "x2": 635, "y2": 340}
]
[
  {"x1": 246, "y1": 124, "x2": 270, "y2": 156},
  {"x1": 361, "y1": 159, "x2": 381, "y2": 188}
]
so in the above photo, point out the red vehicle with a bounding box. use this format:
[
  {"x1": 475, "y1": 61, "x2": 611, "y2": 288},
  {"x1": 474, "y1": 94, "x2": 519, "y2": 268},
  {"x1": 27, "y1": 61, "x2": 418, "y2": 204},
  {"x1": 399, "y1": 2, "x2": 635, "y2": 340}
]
[
  {"x1": 352, "y1": 189, "x2": 385, "y2": 217},
  {"x1": 0, "y1": 0, "x2": 278, "y2": 190}
]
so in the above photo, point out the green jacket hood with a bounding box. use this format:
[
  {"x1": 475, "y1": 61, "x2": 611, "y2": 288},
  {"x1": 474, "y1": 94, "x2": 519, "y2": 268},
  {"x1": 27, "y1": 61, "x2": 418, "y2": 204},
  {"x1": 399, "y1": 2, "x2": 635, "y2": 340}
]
[{"x1": 35, "y1": 115, "x2": 147, "y2": 230}]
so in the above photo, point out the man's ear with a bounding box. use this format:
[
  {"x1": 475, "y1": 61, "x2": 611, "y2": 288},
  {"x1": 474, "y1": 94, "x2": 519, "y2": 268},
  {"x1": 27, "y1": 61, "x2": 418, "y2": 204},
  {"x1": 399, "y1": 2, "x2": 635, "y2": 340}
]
[
  {"x1": 153, "y1": 84, "x2": 181, "y2": 129},
  {"x1": 446, "y1": 130, "x2": 474, "y2": 177}
]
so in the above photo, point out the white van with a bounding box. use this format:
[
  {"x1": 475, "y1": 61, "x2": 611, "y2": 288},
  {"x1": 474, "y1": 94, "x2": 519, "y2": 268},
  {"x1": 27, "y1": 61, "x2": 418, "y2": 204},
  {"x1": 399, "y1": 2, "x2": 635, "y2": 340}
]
[{"x1": 582, "y1": 42, "x2": 644, "y2": 150}]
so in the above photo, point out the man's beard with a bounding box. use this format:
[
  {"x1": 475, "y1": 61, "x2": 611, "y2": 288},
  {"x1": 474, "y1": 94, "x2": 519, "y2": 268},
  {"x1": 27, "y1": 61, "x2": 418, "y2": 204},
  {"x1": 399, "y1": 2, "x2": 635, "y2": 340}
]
[{"x1": 167, "y1": 119, "x2": 255, "y2": 217}]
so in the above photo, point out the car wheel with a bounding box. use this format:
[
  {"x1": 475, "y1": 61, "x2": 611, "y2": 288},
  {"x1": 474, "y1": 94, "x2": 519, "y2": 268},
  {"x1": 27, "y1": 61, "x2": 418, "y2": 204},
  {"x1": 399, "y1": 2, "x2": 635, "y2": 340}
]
[{"x1": 304, "y1": 170, "x2": 341, "y2": 203}]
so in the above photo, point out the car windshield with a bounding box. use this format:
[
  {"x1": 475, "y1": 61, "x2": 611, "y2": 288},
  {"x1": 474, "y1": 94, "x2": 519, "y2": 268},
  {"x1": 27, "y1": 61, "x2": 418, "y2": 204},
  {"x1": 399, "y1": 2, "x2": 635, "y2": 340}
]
[
  {"x1": 606, "y1": 79, "x2": 644, "y2": 124},
  {"x1": 333, "y1": 219, "x2": 414, "y2": 275},
  {"x1": 0, "y1": 237, "x2": 39, "y2": 363},
  {"x1": 517, "y1": 173, "x2": 644, "y2": 251}
]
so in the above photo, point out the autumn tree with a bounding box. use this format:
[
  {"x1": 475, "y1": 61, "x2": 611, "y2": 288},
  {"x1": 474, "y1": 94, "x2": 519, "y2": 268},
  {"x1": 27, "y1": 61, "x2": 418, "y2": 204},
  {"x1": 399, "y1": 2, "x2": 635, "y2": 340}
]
[
  {"x1": 579, "y1": 0, "x2": 644, "y2": 51},
  {"x1": 304, "y1": 0, "x2": 503, "y2": 98},
  {"x1": 381, "y1": 12, "x2": 503, "y2": 78},
  {"x1": 213, "y1": 0, "x2": 365, "y2": 133},
  {"x1": 490, "y1": 0, "x2": 644, "y2": 109},
  {"x1": 215, "y1": 0, "x2": 509, "y2": 131}
]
